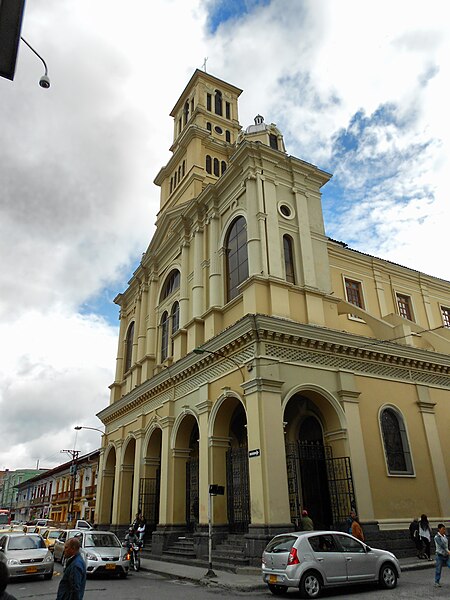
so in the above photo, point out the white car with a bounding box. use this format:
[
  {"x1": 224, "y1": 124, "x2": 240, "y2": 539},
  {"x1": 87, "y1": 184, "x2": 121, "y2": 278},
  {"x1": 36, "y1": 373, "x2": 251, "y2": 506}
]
[
  {"x1": 262, "y1": 530, "x2": 401, "y2": 598},
  {"x1": 53, "y1": 529, "x2": 129, "y2": 577},
  {"x1": 0, "y1": 532, "x2": 54, "y2": 580}
]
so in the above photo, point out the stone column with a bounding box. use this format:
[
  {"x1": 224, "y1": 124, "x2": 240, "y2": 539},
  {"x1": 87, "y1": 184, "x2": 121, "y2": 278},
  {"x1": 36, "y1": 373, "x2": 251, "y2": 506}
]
[
  {"x1": 259, "y1": 174, "x2": 282, "y2": 278},
  {"x1": 131, "y1": 431, "x2": 145, "y2": 517},
  {"x1": 337, "y1": 371, "x2": 375, "y2": 520},
  {"x1": 156, "y1": 416, "x2": 174, "y2": 525},
  {"x1": 208, "y1": 211, "x2": 222, "y2": 307},
  {"x1": 245, "y1": 175, "x2": 263, "y2": 277},
  {"x1": 196, "y1": 386, "x2": 212, "y2": 526},
  {"x1": 293, "y1": 188, "x2": 317, "y2": 289},
  {"x1": 179, "y1": 240, "x2": 190, "y2": 326},
  {"x1": 416, "y1": 385, "x2": 450, "y2": 514},
  {"x1": 137, "y1": 282, "x2": 149, "y2": 363},
  {"x1": 192, "y1": 225, "x2": 204, "y2": 318},
  {"x1": 113, "y1": 310, "x2": 127, "y2": 384},
  {"x1": 145, "y1": 275, "x2": 158, "y2": 360},
  {"x1": 242, "y1": 377, "x2": 291, "y2": 527}
]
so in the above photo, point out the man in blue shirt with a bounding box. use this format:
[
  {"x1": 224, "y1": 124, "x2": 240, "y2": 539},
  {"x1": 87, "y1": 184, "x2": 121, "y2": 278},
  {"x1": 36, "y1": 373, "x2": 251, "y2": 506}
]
[
  {"x1": 434, "y1": 523, "x2": 450, "y2": 588},
  {"x1": 56, "y1": 537, "x2": 86, "y2": 600}
]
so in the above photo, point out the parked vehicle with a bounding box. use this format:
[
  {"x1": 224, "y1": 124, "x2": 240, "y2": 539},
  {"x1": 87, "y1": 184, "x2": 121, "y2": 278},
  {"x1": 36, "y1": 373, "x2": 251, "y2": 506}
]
[
  {"x1": 74, "y1": 519, "x2": 93, "y2": 530},
  {"x1": 0, "y1": 532, "x2": 54, "y2": 580},
  {"x1": 54, "y1": 529, "x2": 129, "y2": 577},
  {"x1": 262, "y1": 530, "x2": 400, "y2": 598},
  {"x1": 0, "y1": 510, "x2": 10, "y2": 527},
  {"x1": 41, "y1": 528, "x2": 65, "y2": 552}
]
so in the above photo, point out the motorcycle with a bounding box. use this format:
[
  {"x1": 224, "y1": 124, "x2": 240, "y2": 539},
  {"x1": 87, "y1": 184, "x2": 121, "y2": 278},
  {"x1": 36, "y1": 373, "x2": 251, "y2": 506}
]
[{"x1": 124, "y1": 539, "x2": 142, "y2": 571}]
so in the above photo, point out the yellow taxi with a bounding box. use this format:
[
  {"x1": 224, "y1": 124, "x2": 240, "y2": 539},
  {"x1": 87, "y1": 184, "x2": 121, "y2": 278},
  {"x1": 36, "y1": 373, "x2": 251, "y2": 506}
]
[{"x1": 41, "y1": 527, "x2": 65, "y2": 552}]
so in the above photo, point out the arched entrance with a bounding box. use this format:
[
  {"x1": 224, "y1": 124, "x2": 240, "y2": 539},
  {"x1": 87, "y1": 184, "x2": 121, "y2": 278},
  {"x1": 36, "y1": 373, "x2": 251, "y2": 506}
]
[
  {"x1": 98, "y1": 446, "x2": 116, "y2": 524},
  {"x1": 140, "y1": 428, "x2": 162, "y2": 536},
  {"x1": 284, "y1": 394, "x2": 355, "y2": 530},
  {"x1": 118, "y1": 438, "x2": 136, "y2": 525},
  {"x1": 172, "y1": 413, "x2": 199, "y2": 530},
  {"x1": 226, "y1": 403, "x2": 250, "y2": 533}
]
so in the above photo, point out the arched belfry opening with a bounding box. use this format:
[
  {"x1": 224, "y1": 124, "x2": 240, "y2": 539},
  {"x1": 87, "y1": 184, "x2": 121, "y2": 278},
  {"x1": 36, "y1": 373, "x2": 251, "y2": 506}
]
[{"x1": 284, "y1": 393, "x2": 356, "y2": 530}]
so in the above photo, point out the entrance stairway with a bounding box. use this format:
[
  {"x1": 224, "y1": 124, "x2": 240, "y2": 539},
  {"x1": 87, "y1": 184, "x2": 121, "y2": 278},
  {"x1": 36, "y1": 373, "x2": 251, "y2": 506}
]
[{"x1": 153, "y1": 533, "x2": 250, "y2": 572}]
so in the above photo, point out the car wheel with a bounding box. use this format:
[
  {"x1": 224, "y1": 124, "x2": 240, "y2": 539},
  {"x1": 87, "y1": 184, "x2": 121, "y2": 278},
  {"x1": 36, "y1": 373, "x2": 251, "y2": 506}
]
[
  {"x1": 119, "y1": 571, "x2": 127, "y2": 579},
  {"x1": 300, "y1": 571, "x2": 322, "y2": 599},
  {"x1": 268, "y1": 583, "x2": 288, "y2": 596},
  {"x1": 379, "y1": 563, "x2": 397, "y2": 589},
  {"x1": 44, "y1": 572, "x2": 53, "y2": 580}
]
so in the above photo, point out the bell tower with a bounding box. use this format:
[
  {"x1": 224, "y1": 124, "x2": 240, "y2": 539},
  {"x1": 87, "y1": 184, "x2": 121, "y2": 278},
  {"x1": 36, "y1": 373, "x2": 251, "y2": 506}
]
[{"x1": 154, "y1": 70, "x2": 242, "y2": 211}]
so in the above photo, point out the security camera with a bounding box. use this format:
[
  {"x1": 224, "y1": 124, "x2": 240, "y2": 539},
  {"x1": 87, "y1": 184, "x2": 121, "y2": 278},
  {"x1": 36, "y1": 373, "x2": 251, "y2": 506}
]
[{"x1": 39, "y1": 75, "x2": 50, "y2": 89}]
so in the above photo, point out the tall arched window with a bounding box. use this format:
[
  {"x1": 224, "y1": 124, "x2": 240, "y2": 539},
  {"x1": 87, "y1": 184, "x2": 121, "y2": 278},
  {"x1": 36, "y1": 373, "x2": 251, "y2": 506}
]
[
  {"x1": 184, "y1": 101, "x2": 189, "y2": 125},
  {"x1": 214, "y1": 90, "x2": 223, "y2": 116},
  {"x1": 213, "y1": 158, "x2": 220, "y2": 176},
  {"x1": 161, "y1": 270, "x2": 180, "y2": 301},
  {"x1": 221, "y1": 161, "x2": 227, "y2": 175},
  {"x1": 283, "y1": 235, "x2": 296, "y2": 284},
  {"x1": 124, "y1": 322, "x2": 135, "y2": 373},
  {"x1": 171, "y1": 301, "x2": 180, "y2": 355},
  {"x1": 160, "y1": 311, "x2": 169, "y2": 362},
  {"x1": 225, "y1": 216, "x2": 249, "y2": 302},
  {"x1": 206, "y1": 155, "x2": 212, "y2": 174},
  {"x1": 380, "y1": 407, "x2": 413, "y2": 474}
]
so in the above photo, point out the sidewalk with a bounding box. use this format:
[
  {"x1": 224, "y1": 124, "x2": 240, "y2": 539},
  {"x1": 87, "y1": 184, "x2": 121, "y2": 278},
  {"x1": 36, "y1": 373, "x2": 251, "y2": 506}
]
[{"x1": 140, "y1": 555, "x2": 435, "y2": 592}]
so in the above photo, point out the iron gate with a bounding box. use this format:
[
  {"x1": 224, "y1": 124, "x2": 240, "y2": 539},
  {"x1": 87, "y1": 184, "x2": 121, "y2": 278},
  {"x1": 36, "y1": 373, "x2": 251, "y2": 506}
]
[
  {"x1": 139, "y1": 470, "x2": 160, "y2": 533},
  {"x1": 226, "y1": 446, "x2": 250, "y2": 533},
  {"x1": 186, "y1": 457, "x2": 199, "y2": 531},
  {"x1": 286, "y1": 441, "x2": 355, "y2": 530}
]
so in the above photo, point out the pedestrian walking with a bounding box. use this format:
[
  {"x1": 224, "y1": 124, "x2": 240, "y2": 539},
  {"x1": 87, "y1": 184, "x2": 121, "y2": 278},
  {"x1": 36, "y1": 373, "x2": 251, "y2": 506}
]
[
  {"x1": 419, "y1": 514, "x2": 432, "y2": 560},
  {"x1": 300, "y1": 509, "x2": 314, "y2": 531},
  {"x1": 56, "y1": 537, "x2": 86, "y2": 600},
  {"x1": 0, "y1": 561, "x2": 17, "y2": 600},
  {"x1": 434, "y1": 523, "x2": 450, "y2": 588},
  {"x1": 350, "y1": 511, "x2": 365, "y2": 542}
]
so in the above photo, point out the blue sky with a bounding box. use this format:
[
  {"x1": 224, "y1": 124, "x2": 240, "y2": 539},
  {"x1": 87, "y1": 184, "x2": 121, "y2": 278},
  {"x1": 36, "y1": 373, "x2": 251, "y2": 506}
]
[{"x1": 1, "y1": 0, "x2": 449, "y2": 468}]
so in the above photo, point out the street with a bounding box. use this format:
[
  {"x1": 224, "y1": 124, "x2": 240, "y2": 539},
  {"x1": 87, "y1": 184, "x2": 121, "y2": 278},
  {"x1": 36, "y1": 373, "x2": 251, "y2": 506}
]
[{"x1": 6, "y1": 564, "x2": 448, "y2": 600}]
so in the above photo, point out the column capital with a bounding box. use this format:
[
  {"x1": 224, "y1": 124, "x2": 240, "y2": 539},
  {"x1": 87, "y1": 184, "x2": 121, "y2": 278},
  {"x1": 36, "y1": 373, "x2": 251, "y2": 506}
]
[
  {"x1": 195, "y1": 400, "x2": 212, "y2": 415},
  {"x1": 242, "y1": 377, "x2": 284, "y2": 395},
  {"x1": 209, "y1": 436, "x2": 231, "y2": 449}
]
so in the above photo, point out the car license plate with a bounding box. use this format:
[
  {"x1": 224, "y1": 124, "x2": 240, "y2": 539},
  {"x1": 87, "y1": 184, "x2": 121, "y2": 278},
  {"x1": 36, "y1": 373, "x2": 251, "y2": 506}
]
[
  {"x1": 26, "y1": 566, "x2": 38, "y2": 573},
  {"x1": 105, "y1": 563, "x2": 116, "y2": 570},
  {"x1": 269, "y1": 575, "x2": 278, "y2": 584}
]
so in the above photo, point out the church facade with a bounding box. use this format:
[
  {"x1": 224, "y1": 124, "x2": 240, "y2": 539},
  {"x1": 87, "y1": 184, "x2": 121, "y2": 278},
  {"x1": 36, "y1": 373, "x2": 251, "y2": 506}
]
[{"x1": 96, "y1": 70, "x2": 450, "y2": 560}]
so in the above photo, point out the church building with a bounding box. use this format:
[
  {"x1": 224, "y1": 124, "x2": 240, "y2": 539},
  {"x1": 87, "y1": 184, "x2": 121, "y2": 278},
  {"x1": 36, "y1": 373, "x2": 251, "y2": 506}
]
[{"x1": 96, "y1": 70, "x2": 450, "y2": 562}]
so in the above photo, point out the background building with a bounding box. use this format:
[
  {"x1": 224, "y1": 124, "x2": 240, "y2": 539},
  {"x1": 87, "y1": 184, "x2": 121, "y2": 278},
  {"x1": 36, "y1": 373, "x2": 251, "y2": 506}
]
[
  {"x1": 15, "y1": 451, "x2": 99, "y2": 524},
  {"x1": 0, "y1": 469, "x2": 44, "y2": 518},
  {"x1": 95, "y1": 70, "x2": 450, "y2": 562}
]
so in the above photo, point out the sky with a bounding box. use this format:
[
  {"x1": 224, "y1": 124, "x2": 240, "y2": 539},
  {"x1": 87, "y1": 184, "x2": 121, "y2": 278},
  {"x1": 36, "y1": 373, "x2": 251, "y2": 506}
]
[{"x1": 1, "y1": 0, "x2": 449, "y2": 471}]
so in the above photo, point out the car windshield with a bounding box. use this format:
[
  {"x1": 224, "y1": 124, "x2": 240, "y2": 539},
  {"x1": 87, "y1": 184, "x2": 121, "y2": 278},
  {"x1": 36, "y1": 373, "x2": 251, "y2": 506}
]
[
  {"x1": 8, "y1": 536, "x2": 46, "y2": 550},
  {"x1": 48, "y1": 531, "x2": 62, "y2": 539},
  {"x1": 265, "y1": 535, "x2": 297, "y2": 553},
  {"x1": 84, "y1": 533, "x2": 120, "y2": 548}
]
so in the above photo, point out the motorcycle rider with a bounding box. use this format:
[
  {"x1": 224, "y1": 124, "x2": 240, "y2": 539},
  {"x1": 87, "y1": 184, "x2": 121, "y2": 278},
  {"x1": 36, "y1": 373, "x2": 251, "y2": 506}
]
[{"x1": 124, "y1": 527, "x2": 140, "y2": 570}]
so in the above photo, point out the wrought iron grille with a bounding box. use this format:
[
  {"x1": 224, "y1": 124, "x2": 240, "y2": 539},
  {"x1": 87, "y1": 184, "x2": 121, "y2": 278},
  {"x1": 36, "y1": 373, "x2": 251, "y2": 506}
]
[
  {"x1": 226, "y1": 447, "x2": 250, "y2": 533},
  {"x1": 139, "y1": 471, "x2": 160, "y2": 533},
  {"x1": 186, "y1": 457, "x2": 199, "y2": 532},
  {"x1": 285, "y1": 442, "x2": 355, "y2": 530}
]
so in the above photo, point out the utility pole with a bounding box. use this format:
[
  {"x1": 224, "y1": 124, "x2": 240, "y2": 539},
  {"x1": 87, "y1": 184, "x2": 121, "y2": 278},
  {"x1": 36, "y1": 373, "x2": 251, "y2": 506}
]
[{"x1": 61, "y1": 449, "x2": 80, "y2": 526}]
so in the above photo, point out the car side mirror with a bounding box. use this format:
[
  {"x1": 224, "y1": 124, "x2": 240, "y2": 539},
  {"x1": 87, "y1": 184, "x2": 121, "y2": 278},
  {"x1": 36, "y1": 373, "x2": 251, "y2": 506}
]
[{"x1": 365, "y1": 545, "x2": 372, "y2": 552}]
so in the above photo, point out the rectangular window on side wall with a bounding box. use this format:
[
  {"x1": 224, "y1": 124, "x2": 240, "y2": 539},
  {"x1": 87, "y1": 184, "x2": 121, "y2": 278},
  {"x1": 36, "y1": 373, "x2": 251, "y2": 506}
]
[
  {"x1": 396, "y1": 293, "x2": 414, "y2": 321},
  {"x1": 441, "y1": 305, "x2": 450, "y2": 328},
  {"x1": 344, "y1": 278, "x2": 365, "y2": 321}
]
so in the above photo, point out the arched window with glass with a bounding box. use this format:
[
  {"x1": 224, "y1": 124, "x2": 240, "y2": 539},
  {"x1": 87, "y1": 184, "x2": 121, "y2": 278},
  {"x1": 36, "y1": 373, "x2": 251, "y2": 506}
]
[
  {"x1": 206, "y1": 155, "x2": 212, "y2": 174},
  {"x1": 225, "y1": 216, "x2": 249, "y2": 302},
  {"x1": 380, "y1": 407, "x2": 413, "y2": 474},
  {"x1": 160, "y1": 311, "x2": 169, "y2": 362},
  {"x1": 283, "y1": 235, "x2": 296, "y2": 284},
  {"x1": 160, "y1": 269, "x2": 180, "y2": 302},
  {"x1": 170, "y1": 302, "x2": 180, "y2": 355},
  {"x1": 214, "y1": 90, "x2": 223, "y2": 116},
  {"x1": 124, "y1": 322, "x2": 135, "y2": 373}
]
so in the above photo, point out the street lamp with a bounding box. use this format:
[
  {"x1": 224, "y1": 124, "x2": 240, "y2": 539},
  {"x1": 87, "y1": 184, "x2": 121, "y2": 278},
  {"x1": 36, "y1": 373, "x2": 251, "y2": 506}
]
[
  {"x1": 20, "y1": 37, "x2": 50, "y2": 88},
  {"x1": 193, "y1": 348, "x2": 245, "y2": 382},
  {"x1": 74, "y1": 426, "x2": 104, "y2": 434}
]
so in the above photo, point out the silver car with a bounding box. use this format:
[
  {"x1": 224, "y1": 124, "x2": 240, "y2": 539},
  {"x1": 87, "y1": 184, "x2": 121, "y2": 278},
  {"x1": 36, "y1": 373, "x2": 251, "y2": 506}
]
[
  {"x1": 262, "y1": 530, "x2": 400, "y2": 598},
  {"x1": 54, "y1": 529, "x2": 129, "y2": 577},
  {"x1": 0, "y1": 532, "x2": 54, "y2": 580}
]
